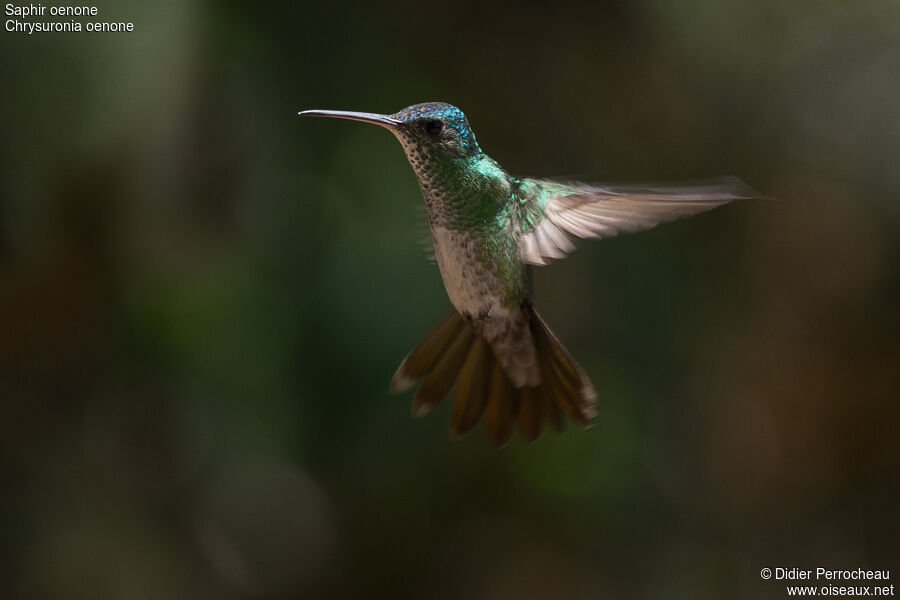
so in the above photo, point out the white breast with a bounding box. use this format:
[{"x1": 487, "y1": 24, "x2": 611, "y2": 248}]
[{"x1": 431, "y1": 226, "x2": 502, "y2": 318}]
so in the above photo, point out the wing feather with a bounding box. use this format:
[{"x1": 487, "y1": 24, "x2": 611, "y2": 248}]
[{"x1": 517, "y1": 176, "x2": 758, "y2": 265}]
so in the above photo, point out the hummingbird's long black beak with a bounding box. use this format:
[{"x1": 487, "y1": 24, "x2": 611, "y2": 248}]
[{"x1": 298, "y1": 109, "x2": 400, "y2": 129}]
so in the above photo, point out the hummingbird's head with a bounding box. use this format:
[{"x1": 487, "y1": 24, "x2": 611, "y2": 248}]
[
  {"x1": 388, "y1": 102, "x2": 481, "y2": 160},
  {"x1": 299, "y1": 102, "x2": 481, "y2": 163}
]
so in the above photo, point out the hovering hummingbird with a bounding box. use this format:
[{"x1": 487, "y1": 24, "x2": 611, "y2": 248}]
[{"x1": 299, "y1": 102, "x2": 756, "y2": 445}]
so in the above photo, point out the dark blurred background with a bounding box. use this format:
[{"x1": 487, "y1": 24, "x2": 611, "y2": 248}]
[{"x1": 1, "y1": 1, "x2": 898, "y2": 598}]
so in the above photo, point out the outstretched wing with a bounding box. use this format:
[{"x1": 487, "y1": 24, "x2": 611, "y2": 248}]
[{"x1": 516, "y1": 176, "x2": 758, "y2": 265}]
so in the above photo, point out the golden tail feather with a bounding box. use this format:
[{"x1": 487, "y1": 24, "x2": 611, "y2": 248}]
[{"x1": 391, "y1": 304, "x2": 596, "y2": 445}]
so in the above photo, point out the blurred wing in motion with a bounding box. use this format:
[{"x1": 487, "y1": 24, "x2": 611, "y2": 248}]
[{"x1": 516, "y1": 176, "x2": 758, "y2": 265}]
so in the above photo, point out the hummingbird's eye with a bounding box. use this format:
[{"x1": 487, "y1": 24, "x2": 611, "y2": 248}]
[{"x1": 425, "y1": 119, "x2": 444, "y2": 135}]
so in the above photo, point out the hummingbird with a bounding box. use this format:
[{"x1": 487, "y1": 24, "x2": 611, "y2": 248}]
[{"x1": 299, "y1": 102, "x2": 756, "y2": 445}]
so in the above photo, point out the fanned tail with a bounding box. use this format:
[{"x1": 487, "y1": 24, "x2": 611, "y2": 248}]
[{"x1": 390, "y1": 306, "x2": 596, "y2": 446}]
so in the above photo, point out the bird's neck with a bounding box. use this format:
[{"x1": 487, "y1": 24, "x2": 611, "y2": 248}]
[{"x1": 411, "y1": 153, "x2": 513, "y2": 231}]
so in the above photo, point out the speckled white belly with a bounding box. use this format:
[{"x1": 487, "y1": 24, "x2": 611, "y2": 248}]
[
  {"x1": 430, "y1": 226, "x2": 540, "y2": 387},
  {"x1": 431, "y1": 226, "x2": 503, "y2": 319}
]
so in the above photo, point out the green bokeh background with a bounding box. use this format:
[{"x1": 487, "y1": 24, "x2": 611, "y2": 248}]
[{"x1": 1, "y1": 1, "x2": 898, "y2": 598}]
